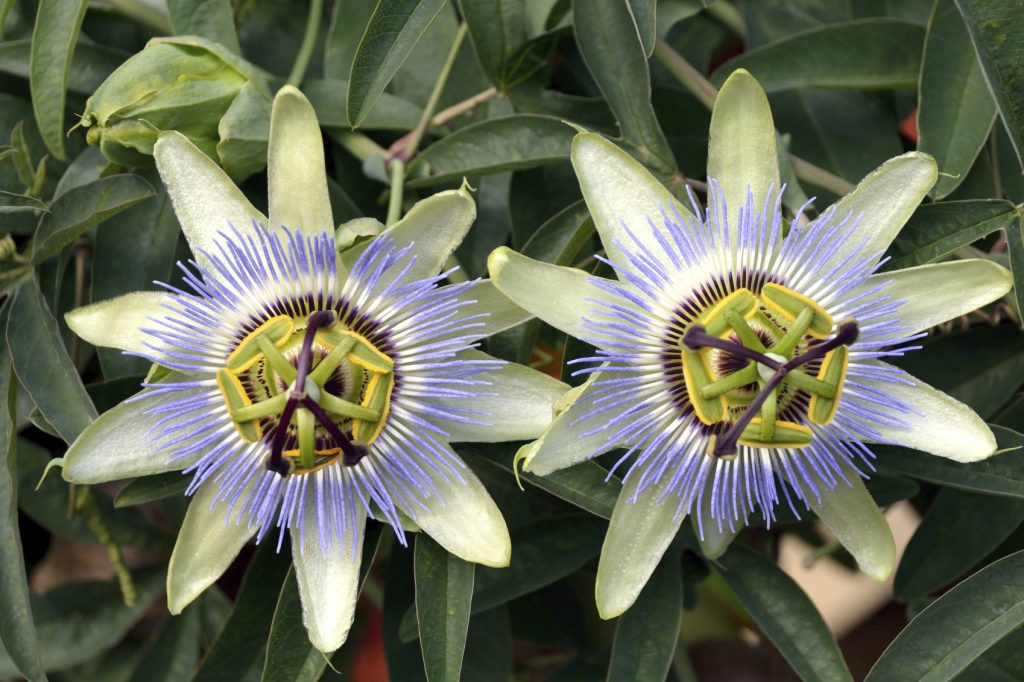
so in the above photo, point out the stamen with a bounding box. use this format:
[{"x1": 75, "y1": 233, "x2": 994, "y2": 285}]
[{"x1": 712, "y1": 320, "x2": 859, "y2": 458}]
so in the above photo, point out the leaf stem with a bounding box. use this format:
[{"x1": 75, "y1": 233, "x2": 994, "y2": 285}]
[
  {"x1": 387, "y1": 86, "x2": 500, "y2": 160},
  {"x1": 386, "y1": 158, "x2": 405, "y2": 226},
  {"x1": 391, "y1": 22, "x2": 470, "y2": 163},
  {"x1": 287, "y1": 0, "x2": 324, "y2": 87},
  {"x1": 652, "y1": 38, "x2": 857, "y2": 196}
]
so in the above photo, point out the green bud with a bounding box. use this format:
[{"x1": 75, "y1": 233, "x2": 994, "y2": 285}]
[{"x1": 80, "y1": 36, "x2": 272, "y2": 181}]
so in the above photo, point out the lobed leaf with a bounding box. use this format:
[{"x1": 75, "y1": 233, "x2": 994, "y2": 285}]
[{"x1": 28, "y1": 0, "x2": 87, "y2": 159}]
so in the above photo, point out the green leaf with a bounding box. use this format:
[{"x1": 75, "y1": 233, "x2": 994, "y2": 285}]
[
  {"x1": 885, "y1": 200, "x2": 1017, "y2": 271},
  {"x1": 406, "y1": 114, "x2": 574, "y2": 187},
  {"x1": 867, "y1": 549, "x2": 1024, "y2": 681},
  {"x1": 127, "y1": 604, "x2": 201, "y2": 682},
  {"x1": 895, "y1": 325, "x2": 1024, "y2": 420},
  {"x1": 573, "y1": 0, "x2": 676, "y2": 173},
  {"x1": 304, "y1": 78, "x2": 422, "y2": 131},
  {"x1": 29, "y1": 0, "x2": 88, "y2": 159},
  {"x1": 347, "y1": 0, "x2": 447, "y2": 128},
  {"x1": 193, "y1": 542, "x2": 292, "y2": 682},
  {"x1": 628, "y1": 0, "x2": 656, "y2": 56},
  {"x1": 415, "y1": 534, "x2": 475, "y2": 682},
  {"x1": 382, "y1": 544, "x2": 427, "y2": 682},
  {"x1": 166, "y1": 0, "x2": 240, "y2": 54},
  {"x1": 6, "y1": 280, "x2": 96, "y2": 444},
  {"x1": 460, "y1": 0, "x2": 527, "y2": 88},
  {"x1": 400, "y1": 513, "x2": 607, "y2": 642},
  {"x1": 894, "y1": 488, "x2": 1024, "y2": 601},
  {"x1": 0, "y1": 350, "x2": 45, "y2": 682},
  {"x1": 114, "y1": 472, "x2": 190, "y2": 508},
  {"x1": 0, "y1": 39, "x2": 125, "y2": 95},
  {"x1": 0, "y1": 568, "x2": 166, "y2": 676},
  {"x1": 918, "y1": 1, "x2": 997, "y2": 199},
  {"x1": 324, "y1": 0, "x2": 376, "y2": 80},
  {"x1": 1004, "y1": 206, "x2": 1024, "y2": 324},
  {"x1": 716, "y1": 545, "x2": 853, "y2": 682},
  {"x1": 483, "y1": 454, "x2": 619, "y2": 520},
  {"x1": 713, "y1": 19, "x2": 925, "y2": 91},
  {"x1": 955, "y1": 0, "x2": 1024, "y2": 172},
  {"x1": 460, "y1": 606, "x2": 512, "y2": 680},
  {"x1": 878, "y1": 426, "x2": 1024, "y2": 500},
  {"x1": 32, "y1": 174, "x2": 155, "y2": 265},
  {"x1": 607, "y1": 548, "x2": 682, "y2": 682}
]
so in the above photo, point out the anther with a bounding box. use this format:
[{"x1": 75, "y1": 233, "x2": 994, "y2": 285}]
[{"x1": 712, "y1": 320, "x2": 859, "y2": 458}]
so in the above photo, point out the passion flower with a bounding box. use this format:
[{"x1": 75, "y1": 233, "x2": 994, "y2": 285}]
[
  {"x1": 488, "y1": 70, "x2": 1012, "y2": 618},
  {"x1": 61, "y1": 86, "x2": 565, "y2": 651}
]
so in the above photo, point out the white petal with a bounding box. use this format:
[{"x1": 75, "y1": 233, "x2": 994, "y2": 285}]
[
  {"x1": 487, "y1": 246, "x2": 634, "y2": 343},
  {"x1": 596, "y1": 470, "x2": 684, "y2": 619},
  {"x1": 431, "y1": 350, "x2": 567, "y2": 442},
  {"x1": 450, "y1": 279, "x2": 533, "y2": 339},
  {"x1": 290, "y1": 492, "x2": 366, "y2": 652},
  {"x1": 571, "y1": 132, "x2": 695, "y2": 278},
  {"x1": 856, "y1": 360, "x2": 996, "y2": 462},
  {"x1": 65, "y1": 291, "x2": 174, "y2": 358},
  {"x1": 381, "y1": 187, "x2": 476, "y2": 280},
  {"x1": 522, "y1": 373, "x2": 620, "y2": 476},
  {"x1": 400, "y1": 449, "x2": 510, "y2": 568},
  {"x1": 62, "y1": 383, "x2": 206, "y2": 484},
  {"x1": 707, "y1": 69, "x2": 780, "y2": 243},
  {"x1": 805, "y1": 459, "x2": 895, "y2": 581},
  {"x1": 167, "y1": 480, "x2": 258, "y2": 613},
  {"x1": 268, "y1": 86, "x2": 334, "y2": 236},
  {"x1": 154, "y1": 132, "x2": 266, "y2": 276},
  {"x1": 861, "y1": 259, "x2": 1011, "y2": 340},
  {"x1": 818, "y1": 153, "x2": 936, "y2": 272}
]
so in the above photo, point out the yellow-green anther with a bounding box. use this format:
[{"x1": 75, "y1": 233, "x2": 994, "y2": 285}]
[
  {"x1": 349, "y1": 340, "x2": 394, "y2": 373},
  {"x1": 231, "y1": 392, "x2": 289, "y2": 422},
  {"x1": 809, "y1": 346, "x2": 849, "y2": 425},
  {"x1": 771, "y1": 306, "x2": 816, "y2": 357},
  {"x1": 216, "y1": 369, "x2": 261, "y2": 442},
  {"x1": 353, "y1": 373, "x2": 394, "y2": 442},
  {"x1": 682, "y1": 351, "x2": 726, "y2": 424},
  {"x1": 297, "y1": 408, "x2": 315, "y2": 468},
  {"x1": 702, "y1": 288, "x2": 757, "y2": 337},
  {"x1": 761, "y1": 283, "x2": 833, "y2": 338},
  {"x1": 739, "y1": 420, "x2": 813, "y2": 449},
  {"x1": 308, "y1": 335, "x2": 357, "y2": 385},
  {"x1": 784, "y1": 369, "x2": 837, "y2": 399},
  {"x1": 227, "y1": 316, "x2": 293, "y2": 371},
  {"x1": 318, "y1": 392, "x2": 380, "y2": 422},
  {"x1": 257, "y1": 333, "x2": 297, "y2": 383},
  {"x1": 725, "y1": 309, "x2": 766, "y2": 352},
  {"x1": 701, "y1": 364, "x2": 759, "y2": 399}
]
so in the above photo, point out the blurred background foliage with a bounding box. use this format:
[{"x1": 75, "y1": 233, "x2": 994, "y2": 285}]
[{"x1": 3, "y1": 0, "x2": 1024, "y2": 680}]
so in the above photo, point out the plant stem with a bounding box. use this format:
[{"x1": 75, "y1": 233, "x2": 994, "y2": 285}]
[
  {"x1": 391, "y1": 23, "x2": 469, "y2": 162},
  {"x1": 652, "y1": 38, "x2": 857, "y2": 197},
  {"x1": 387, "y1": 86, "x2": 500, "y2": 159},
  {"x1": 386, "y1": 159, "x2": 405, "y2": 226},
  {"x1": 329, "y1": 130, "x2": 387, "y2": 161},
  {"x1": 287, "y1": 0, "x2": 324, "y2": 87}
]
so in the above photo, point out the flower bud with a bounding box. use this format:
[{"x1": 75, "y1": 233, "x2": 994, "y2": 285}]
[{"x1": 79, "y1": 36, "x2": 272, "y2": 181}]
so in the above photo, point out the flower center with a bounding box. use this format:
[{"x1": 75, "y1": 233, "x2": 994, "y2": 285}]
[
  {"x1": 679, "y1": 284, "x2": 857, "y2": 460},
  {"x1": 215, "y1": 310, "x2": 395, "y2": 477}
]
